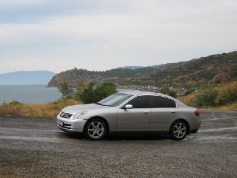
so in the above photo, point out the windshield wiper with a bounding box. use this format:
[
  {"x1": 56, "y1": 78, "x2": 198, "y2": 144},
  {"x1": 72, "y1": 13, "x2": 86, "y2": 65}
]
[
  {"x1": 96, "y1": 102, "x2": 103, "y2": 105},
  {"x1": 96, "y1": 102, "x2": 112, "y2": 107},
  {"x1": 96, "y1": 102, "x2": 108, "y2": 106}
]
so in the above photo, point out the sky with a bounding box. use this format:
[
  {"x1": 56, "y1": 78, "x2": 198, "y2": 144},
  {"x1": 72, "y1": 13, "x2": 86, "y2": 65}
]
[{"x1": 0, "y1": 0, "x2": 237, "y2": 74}]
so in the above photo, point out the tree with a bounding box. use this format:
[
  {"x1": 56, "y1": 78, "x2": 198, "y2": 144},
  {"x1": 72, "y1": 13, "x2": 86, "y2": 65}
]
[
  {"x1": 160, "y1": 85, "x2": 177, "y2": 98},
  {"x1": 77, "y1": 82, "x2": 116, "y2": 103},
  {"x1": 79, "y1": 82, "x2": 96, "y2": 103},
  {"x1": 94, "y1": 82, "x2": 117, "y2": 102},
  {"x1": 74, "y1": 79, "x2": 87, "y2": 101},
  {"x1": 58, "y1": 81, "x2": 117, "y2": 103},
  {"x1": 58, "y1": 81, "x2": 74, "y2": 99}
]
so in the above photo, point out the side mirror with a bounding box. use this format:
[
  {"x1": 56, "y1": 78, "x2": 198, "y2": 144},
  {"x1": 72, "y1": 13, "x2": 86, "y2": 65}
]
[{"x1": 124, "y1": 104, "x2": 133, "y2": 109}]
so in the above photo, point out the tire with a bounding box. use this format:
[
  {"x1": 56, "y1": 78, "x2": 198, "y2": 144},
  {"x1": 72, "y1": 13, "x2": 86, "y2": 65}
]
[
  {"x1": 84, "y1": 119, "x2": 107, "y2": 140},
  {"x1": 169, "y1": 120, "x2": 188, "y2": 140}
]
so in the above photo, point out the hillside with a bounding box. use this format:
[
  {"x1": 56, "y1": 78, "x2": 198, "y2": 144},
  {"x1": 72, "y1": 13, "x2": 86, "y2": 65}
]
[
  {"x1": 150, "y1": 51, "x2": 237, "y2": 87},
  {"x1": 0, "y1": 71, "x2": 55, "y2": 85},
  {"x1": 48, "y1": 51, "x2": 237, "y2": 88},
  {"x1": 48, "y1": 67, "x2": 158, "y2": 87}
]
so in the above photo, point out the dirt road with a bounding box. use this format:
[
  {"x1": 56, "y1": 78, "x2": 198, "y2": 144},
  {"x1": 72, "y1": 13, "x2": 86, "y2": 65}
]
[{"x1": 0, "y1": 110, "x2": 237, "y2": 177}]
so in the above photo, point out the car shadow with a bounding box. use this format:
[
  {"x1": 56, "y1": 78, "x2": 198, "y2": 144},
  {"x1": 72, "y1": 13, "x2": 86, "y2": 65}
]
[
  {"x1": 106, "y1": 134, "x2": 170, "y2": 141},
  {"x1": 60, "y1": 132, "x2": 171, "y2": 141}
]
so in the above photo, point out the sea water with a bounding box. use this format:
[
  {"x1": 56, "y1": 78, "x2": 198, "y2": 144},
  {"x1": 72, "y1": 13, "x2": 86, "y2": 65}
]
[{"x1": 0, "y1": 85, "x2": 61, "y2": 104}]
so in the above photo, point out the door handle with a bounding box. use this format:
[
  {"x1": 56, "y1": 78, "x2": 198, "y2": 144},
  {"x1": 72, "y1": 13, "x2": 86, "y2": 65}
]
[
  {"x1": 171, "y1": 112, "x2": 176, "y2": 114},
  {"x1": 143, "y1": 111, "x2": 150, "y2": 115}
]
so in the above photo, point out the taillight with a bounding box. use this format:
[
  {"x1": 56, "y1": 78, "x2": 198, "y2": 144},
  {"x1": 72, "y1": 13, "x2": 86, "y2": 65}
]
[{"x1": 194, "y1": 109, "x2": 200, "y2": 116}]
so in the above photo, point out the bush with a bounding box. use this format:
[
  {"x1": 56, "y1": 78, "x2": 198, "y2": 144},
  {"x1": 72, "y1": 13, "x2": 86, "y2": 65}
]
[
  {"x1": 8, "y1": 100, "x2": 22, "y2": 105},
  {"x1": 73, "y1": 82, "x2": 117, "y2": 104},
  {"x1": 79, "y1": 82, "x2": 96, "y2": 103},
  {"x1": 214, "y1": 89, "x2": 233, "y2": 105},
  {"x1": 160, "y1": 86, "x2": 177, "y2": 98},
  {"x1": 194, "y1": 84, "x2": 237, "y2": 107},
  {"x1": 94, "y1": 82, "x2": 117, "y2": 101},
  {"x1": 194, "y1": 89, "x2": 218, "y2": 107},
  {"x1": 58, "y1": 81, "x2": 74, "y2": 99}
]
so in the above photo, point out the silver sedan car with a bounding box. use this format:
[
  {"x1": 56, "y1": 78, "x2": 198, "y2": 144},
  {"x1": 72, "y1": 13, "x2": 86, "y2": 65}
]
[{"x1": 57, "y1": 91, "x2": 201, "y2": 140}]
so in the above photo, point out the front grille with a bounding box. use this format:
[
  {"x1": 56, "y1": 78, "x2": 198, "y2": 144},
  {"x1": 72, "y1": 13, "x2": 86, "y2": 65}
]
[
  {"x1": 63, "y1": 124, "x2": 72, "y2": 129},
  {"x1": 60, "y1": 112, "x2": 72, "y2": 119}
]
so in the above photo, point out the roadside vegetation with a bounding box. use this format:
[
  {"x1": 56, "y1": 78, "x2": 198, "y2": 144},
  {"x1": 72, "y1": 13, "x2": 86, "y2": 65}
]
[
  {"x1": 59, "y1": 80, "x2": 117, "y2": 103},
  {"x1": 0, "y1": 99, "x2": 80, "y2": 119},
  {"x1": 179, "y1": 81, "x2": 237, "y2": 111},
  {"x1": 0, "y1": 81, "x2": 236, "y2": 119},
  {"x1": 0, "y1": 81, "x2": 116, "y2": 118}
]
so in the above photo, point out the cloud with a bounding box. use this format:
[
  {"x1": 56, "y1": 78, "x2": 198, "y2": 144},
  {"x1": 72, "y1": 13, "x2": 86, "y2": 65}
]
[
  {"x1": 0, "y1": 0, "x2": 236, "y2": 73},
  {"x1": 0, "y1": 0, "x2": 126, "y2": 24}
]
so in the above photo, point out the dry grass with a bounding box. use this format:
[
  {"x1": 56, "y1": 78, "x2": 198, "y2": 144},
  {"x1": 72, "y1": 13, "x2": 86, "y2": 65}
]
[
  {"x1": 178, "y1": 93, "x2": 196, "y2": 107},
  {"x1": 206, "y1": 102, "x2": 237, "y2": 111},
  {"x1": 0, "y1": 99, "x2": 81, "y2": 119}
]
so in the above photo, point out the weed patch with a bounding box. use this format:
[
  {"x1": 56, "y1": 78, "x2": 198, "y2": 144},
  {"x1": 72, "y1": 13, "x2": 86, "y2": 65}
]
[{"x1": 0, "y1": 99, "x2": 81, "y2": 119}]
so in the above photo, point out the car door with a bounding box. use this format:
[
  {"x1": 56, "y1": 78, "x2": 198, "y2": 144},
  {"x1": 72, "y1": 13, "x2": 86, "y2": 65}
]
[
  {"x1": 116, "y1": 95, "x2": 151, "y2": 131},
  {"x1": 150, "y1": 96, "x2": 177, "y2": 131}
]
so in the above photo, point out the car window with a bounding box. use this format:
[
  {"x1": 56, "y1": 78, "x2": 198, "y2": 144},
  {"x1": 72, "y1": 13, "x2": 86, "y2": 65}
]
[
  {"x1": 127, "y1": 95, "x2": 150, "y2": 108},
  {"x1": 152, "y1": 96, "x2": 176, "y2": 108}
]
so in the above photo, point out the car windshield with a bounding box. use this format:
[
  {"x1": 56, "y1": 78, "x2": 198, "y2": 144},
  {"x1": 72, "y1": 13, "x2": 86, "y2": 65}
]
[{"x1": 97, "y1": 93, "x2": 132, "y2": 107}]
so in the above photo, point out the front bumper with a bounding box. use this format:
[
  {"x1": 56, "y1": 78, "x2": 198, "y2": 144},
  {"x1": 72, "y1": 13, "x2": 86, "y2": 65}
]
[{"x1": 57, "y1": 116, "x2": 87, "y2": 133}]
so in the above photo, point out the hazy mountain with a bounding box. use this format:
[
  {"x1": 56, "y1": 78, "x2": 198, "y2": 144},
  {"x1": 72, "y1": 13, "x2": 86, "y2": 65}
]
[
  {"x1": 151, "y1": 64, "x2": 164, "y2": 68},
  {"x1": 0, "y1": 71, "x2": 55, "y2": 85},
  {"x1": 119, "y1": 65, "x2": 165, "y2": 69},
  {"x1": 118, "y1": 66, "x2": 144, "y2": 69}
]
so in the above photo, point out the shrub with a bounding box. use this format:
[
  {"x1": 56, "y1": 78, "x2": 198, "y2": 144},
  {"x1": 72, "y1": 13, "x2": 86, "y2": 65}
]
[
  {"x1": 94, "y1": 82, "x2": 117, "y2": 101},
  {"x1": 194, "y1": 89, "x2": 218, "y2": 107},
  {"x1": 160, "y1": 86, "x2": 177, "y2": 98},
  {"x1": 58, "y1": 81, "x2": 74, "y2": 99},
  {"x1": 194, "y1": 82, "x2": 237, "y2": 107},
  {"x1": 214, "y1": 89, "x2": 233, "y2": 105},
  {"x1": 8, "y1": 100, "x2": 22, "y2": 105},
  {"x1": 74, "y1": 82, "x2": 117, "y2": 104},
  {"x1": 79, "y1": 82, "x2": 96, "y2": 103}
]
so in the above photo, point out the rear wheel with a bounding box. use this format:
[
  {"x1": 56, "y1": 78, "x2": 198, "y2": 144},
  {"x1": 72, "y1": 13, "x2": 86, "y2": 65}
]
[
  {"x1": 85, "y1": 119, "x2": 107, "y2": 140},
  {"x1": 170, "y1": 120, "x2": 188, "y2": 140}
]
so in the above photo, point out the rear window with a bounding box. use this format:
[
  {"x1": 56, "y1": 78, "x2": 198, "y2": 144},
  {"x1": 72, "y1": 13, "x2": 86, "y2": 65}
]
[{"x1": 152, "y1": 96, "x2": 176, "y2": 108}]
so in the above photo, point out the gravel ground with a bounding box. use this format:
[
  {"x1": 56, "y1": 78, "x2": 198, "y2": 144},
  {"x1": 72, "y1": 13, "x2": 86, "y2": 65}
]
[{"x1": 0, "y1": 110, "x2": 237, "y2": 177}]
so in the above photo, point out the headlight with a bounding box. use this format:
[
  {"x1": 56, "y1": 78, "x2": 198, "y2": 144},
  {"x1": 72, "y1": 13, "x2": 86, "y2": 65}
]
[{"x1": 71, "y1": 110, "x2": 88, "y2": 120}]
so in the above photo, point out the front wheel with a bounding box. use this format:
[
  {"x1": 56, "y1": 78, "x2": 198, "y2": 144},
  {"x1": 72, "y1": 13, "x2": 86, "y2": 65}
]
[
  {"x1": 169, "y1": 120, "x2": 188, "y2": 140},
  {"x1": 85, "y1": 119, "x2": 107, "y2": 140}
]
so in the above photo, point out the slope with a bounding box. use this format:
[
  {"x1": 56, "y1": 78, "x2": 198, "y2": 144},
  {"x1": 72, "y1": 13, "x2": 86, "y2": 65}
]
[{"x1": 47, "y1": 51, "x2": 237, "y2": 88}]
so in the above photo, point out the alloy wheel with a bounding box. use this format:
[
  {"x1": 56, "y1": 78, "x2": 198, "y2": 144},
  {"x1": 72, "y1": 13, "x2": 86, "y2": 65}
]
[
  {"x1": 170, "y1": 121, "x2": 188, "y2": 140},
  {"x1": 85, "y1": 119, "x2": 107, "y2": 140}
]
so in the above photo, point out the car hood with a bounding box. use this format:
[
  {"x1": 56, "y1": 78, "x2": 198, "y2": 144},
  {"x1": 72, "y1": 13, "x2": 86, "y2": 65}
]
[{"x1": 62, "y1": 104, "x2": 109, "y2": 114}]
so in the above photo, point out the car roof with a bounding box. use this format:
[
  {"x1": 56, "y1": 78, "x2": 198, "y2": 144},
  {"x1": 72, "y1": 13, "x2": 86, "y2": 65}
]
[{"x1": 118, "y1": 90, "x2": 170, "y2": 98}]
